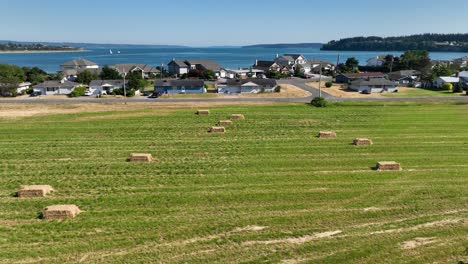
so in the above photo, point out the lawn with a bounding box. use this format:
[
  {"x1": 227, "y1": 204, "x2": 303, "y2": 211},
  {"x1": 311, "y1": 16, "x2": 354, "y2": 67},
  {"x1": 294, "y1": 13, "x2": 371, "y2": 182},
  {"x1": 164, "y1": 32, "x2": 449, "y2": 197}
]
[
  {"x1": 0, "y1": 102, "x2": 467, "y2": 263},
  {"x1": 382, "y1": 87, "x2": 465, "y2": 97}
]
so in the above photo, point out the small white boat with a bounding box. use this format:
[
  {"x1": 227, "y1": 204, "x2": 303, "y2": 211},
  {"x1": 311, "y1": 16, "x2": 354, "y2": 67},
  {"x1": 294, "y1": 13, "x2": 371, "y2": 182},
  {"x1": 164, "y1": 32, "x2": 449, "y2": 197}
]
[
  {"x1": 109, "y1": 49, "x2": 113, "y2": 54},
  {"x1": 117, "y1": 51, "x2": 121, "y2": 54}
]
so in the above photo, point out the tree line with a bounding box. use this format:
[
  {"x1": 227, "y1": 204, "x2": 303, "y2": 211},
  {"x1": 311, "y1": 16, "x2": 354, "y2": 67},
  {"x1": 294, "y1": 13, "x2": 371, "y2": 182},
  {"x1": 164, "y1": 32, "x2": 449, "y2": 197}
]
[
  {"x1": 322, "y1": 34, "x2": 468, "y2": 52},
  {"x1": 0, "y1": 43, "x2": 81, "y2": 51}
]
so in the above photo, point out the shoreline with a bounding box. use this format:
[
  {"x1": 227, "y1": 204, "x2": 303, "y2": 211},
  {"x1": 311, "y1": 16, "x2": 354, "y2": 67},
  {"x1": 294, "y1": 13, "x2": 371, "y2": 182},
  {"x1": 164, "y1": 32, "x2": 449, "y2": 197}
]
[{"x1": 0, "y1": 49, "x2": 88, "y2": 54}]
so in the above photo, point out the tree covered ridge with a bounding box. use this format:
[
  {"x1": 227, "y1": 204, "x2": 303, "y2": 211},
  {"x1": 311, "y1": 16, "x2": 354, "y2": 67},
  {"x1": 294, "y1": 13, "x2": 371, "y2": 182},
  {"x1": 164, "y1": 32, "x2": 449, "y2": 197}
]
[{"x1": 322, "y1": 33, "x2": 468, "y2": 52}]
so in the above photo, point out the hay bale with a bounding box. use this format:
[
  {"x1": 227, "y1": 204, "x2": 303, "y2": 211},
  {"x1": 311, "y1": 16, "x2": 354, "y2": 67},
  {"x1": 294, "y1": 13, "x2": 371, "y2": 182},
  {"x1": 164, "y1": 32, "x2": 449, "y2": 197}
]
[
  {"x1": 377, "y1": 161, "x2": 402, "y2": 171},
  {"x1": 129, "y1": 153, "x2": 153, "y2": 162},
  {"x1": 197, "y1": 110, "x2": 210, "y2": 115},
  {"x1": 209, "y1": 126, "x2": 226, "y2": 133},
  {"x1": 218, "y1": 120, "x2": 233, "y2": 126},
  {"x1": 17, "y1": 185, "x2": 54, "y2": 198},
  {"x1": 353, "y1": 138, "x2": 373, "y2": 145},
  {"x1": 319, "y1": 131, "x2": 337, "y2": 138},
  {"x1": 231, "y1": 114, "x2": 245, "y2": 120},
  {"x1": 43, "y1": 205, "x2": 81, "y2": 220}
]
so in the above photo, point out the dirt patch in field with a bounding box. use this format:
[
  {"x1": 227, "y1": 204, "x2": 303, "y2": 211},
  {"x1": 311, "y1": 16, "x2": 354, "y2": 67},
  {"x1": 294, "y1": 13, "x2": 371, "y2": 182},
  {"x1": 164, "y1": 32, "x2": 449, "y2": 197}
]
[
  {"x1": 306, "y1": 82, "x2": 381, "y2": 98},
  {"x1": 401, "y1": 237, "x2": 439, "y2": 250},
  {"x1": 221, "y1": 84, "x2": 311, "y2": 98},
  {"x1": 371, "y1": 218, "x2": 465, "y2": 235},
  {"x1": 242, "y1": 230, "x2": 342, "y2": 246}
]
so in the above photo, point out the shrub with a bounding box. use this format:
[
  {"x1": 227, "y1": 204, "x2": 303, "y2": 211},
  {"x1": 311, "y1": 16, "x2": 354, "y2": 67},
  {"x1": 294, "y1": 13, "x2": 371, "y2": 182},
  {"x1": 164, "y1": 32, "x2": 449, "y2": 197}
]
[
  {"x1": 407, "y1": 83, "x2": 414, "y2": 88},
  {"x1": 274, "y1": 86, "x2": 281, "y2": 93},
  {"x1": 442, "y1": 83, "x2": 453, "y2": 91},
  {"x1": 325, "y1": 81, "x2": 333, "y2": 88},
  {"x1": 69, "y1": 86, "x2": 86, "y2": 97},
  {"x1": 311, "y1": 97, "x2": 329, "y2": 107},
  {"x1": 112, "y1": 88, "x2": 136, "y2": 97},
  {"x1": 25, "y1": 87, "x2": 34, "y2": 95}
]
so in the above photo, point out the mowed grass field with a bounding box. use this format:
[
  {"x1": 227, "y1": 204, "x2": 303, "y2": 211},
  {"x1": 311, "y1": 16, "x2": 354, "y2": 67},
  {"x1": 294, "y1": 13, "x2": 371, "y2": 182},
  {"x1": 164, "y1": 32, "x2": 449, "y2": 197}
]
[{"x1": 0, "y1": 102, "x2": 467, "y2": 263}]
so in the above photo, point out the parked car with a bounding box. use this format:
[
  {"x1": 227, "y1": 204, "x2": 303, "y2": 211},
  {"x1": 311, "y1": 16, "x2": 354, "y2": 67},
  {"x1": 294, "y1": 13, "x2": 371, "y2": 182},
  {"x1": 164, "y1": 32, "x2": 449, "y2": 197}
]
[
  {"x1": 361, "y1": 90, "x2": 371, "y2": 95},
  {"x1": 149, "y1": 92, "x2": 162, "y2": 98},
  {"x1": 84, "y1": 90, "x2": 94, "y2": 96},
  {"x1": 142, "y1": 91, "x2": 152, "y2": 96},
  {"x1": 30, "y1": 91, "x2": 42, "y2": 97}
]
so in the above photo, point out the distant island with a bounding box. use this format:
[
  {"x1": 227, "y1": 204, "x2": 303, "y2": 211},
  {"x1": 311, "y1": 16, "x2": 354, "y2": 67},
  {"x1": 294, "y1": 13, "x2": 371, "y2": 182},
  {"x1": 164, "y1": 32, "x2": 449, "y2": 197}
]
[
  {"x1": 321, "y1": 33, "x2": 468, "y2": 52},
  {"x1": 0, "y1": 42, "x2": 83, "y2": 53},
  {"x1": 243, "y1": 43, "x2": 323, "y2": 49}
]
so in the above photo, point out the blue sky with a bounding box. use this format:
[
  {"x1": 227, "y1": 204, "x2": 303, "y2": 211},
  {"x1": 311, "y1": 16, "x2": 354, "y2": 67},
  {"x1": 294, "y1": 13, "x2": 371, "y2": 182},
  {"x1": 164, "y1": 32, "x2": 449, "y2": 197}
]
[{"x1": 1, "y1": 0, "x2": 468, "y2": 46}]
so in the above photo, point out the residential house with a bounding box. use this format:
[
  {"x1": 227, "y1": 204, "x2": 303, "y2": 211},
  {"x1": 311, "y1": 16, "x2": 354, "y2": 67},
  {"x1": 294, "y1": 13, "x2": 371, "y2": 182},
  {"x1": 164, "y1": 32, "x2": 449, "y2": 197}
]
[
  {"x1": 366, "y1": 56, "x2": 386, "y2": 67},
  {"x1": 113, "y1": 64, "x2": 160, "y2": 78},
  {"x1": 433, "y1": 76, "x2": 460, "y2": 88},
  {"x1": 388, "y1": 70, "x2": 421, "y2": 85},
  {"x1": 167, "y1": 59, "x2": 222, "y2": 77},
  {"x1": 61, "y1": 59, "x2": 99, "y2": 70},
  {"x1": 458, "y1": 71, "x2": 468, "y2": 90},
  {"x1": 336, "y1": 72, "x2": 386, "y2": 84},
  {"x1": 217, "y1": 78, "x2": 278, "y2": 94},
  {"x1": 33, "y1": 80, "x2": 81, "y2": 95},
  {"x1": 154, "y1": 79, "x2": 205, "y2": 94},
  {"x1": 275, "y1": 54, "x2": 307, "y2": 67},
  {"x1": 17, "y1": 82, "x2": 32, "y2": 94},
  {"x1": 252, "y1": 60, "x2": 282, "y2": 73},
  {"x1": 454, "y1": 56, "x2": 468, "y2": 67},
  {"x1": 61, "y1": 68, "x2": 101, "y2": 82},
  {"x1": 349, "y1": 79, "x2": 399, "y2": 93},
  {"x1": 88, "y1": 80, "x2": 127, "y2": 95},
  {"x1": 224, "y1": 69, "x2": 265, "y2": 79},
  {"x1": 307, "y1": 60, "x2": 335, "y2": 74}
]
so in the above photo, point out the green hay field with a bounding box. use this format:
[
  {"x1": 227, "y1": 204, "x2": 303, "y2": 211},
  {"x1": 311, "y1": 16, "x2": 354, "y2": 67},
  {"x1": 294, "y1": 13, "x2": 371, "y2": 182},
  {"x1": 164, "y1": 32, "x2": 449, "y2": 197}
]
[{"x1": 0, "y1": 102, "x2": 467, "y2": 263}]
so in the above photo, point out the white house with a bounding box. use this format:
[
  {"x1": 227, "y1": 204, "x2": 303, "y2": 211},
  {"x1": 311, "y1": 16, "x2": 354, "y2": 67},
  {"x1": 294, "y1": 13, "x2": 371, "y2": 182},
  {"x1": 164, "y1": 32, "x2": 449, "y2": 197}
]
[
  {"x1": 224, "y1": 69, "x2": 265, "y2": 79},
  {"x1": 218, "y1": 79, "x2": 278, "y2": 94},
  {"x1": 349, "y1": 79, "x2": 399, "y2": 93},
  {"x1": 112, "y1": 64, "x2": 160, "y2": 78},
  {"x1": 366, "y1": 56, "x2": 386, "y2": 67},
  {"x1": 16, "y1": 82, "x2": 31, "y2": 94},
  {"x1": 88, "y1": 80, "x2": 127, "y2": 95},
  {"x1": 33, "y1": 80, "x2": 81, "y2": 95},
  {"x1": 433, "y1": 77, "x2": 460, "y2": 88}
]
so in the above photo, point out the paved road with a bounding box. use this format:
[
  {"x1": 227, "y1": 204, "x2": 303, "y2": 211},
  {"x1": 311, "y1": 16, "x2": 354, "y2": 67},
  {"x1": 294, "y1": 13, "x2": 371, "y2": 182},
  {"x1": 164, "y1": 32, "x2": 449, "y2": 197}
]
[{"x1": 0, "y1": 78, "x2": 466, "y2": 104}]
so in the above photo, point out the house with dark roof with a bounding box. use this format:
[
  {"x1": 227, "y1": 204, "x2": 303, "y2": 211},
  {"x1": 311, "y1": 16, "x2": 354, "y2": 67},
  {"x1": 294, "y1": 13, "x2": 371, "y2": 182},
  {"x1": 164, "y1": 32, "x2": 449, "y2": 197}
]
[
  {"x1": 167, "y1": 59, "x2": 222, "y2": 77},
  {"x1": 154, "y1": 79, "x2": 205, "y2": 94},
  {"x1": 89, "y1": 80, "x2": 128, "y2": 95},
  {"x1": 61, "y1": 59, "x2": 99, "y2": 70},
  {"x1": 217, "y1": 78, "x2": 278, "y2": 94},
  {"x1": 349, "y1": 78, "x2": 399, "y2": 93},
  {"x1": 113, "y1": 64, "x2": 160, "y2": 78},
  {"x1": 252, "y1": 60, "x2": 282, "y2": 73},
  {"x1": 388, "y1": 70, "x2": 421, "y2": 85},
  {"x1": 336, "y1": 72, "x2": 386, "y2": 84},
  {"x1": 33, "y1": 80, "x2": 81, "y2": 95}
]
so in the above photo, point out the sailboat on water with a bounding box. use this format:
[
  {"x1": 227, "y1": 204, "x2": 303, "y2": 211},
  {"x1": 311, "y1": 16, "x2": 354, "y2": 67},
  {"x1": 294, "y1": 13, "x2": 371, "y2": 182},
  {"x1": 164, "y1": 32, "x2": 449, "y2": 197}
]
[{"x1": 109, "y1": 49, "x2": 113, "y2": 55}]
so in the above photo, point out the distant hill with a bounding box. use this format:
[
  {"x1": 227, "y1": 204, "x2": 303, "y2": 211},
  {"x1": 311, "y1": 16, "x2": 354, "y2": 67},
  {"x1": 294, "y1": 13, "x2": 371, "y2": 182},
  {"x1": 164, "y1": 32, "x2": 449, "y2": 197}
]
[
  {"x1": 243, "y1": 43, "x2": 323, "y2": 49},
  {"x1": 321, "y1": 34, "x2": 468, "y2": 52},
  {"x1": 0, "y1": 40, "x2": 187, "y2": 50}
]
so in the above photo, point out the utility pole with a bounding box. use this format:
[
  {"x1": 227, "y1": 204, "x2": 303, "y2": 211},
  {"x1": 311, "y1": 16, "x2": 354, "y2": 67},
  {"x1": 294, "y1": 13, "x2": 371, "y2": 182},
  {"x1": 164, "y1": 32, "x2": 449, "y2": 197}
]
[
  {"x1": 335, "y1": 54, "x2": 341, "y2": 75},
  {"x1": 319, "y1": 65, "x2": 322, "y2": 98},
  {"x1": 123, "y1": 66, "x2": 127, "y2": 104}
]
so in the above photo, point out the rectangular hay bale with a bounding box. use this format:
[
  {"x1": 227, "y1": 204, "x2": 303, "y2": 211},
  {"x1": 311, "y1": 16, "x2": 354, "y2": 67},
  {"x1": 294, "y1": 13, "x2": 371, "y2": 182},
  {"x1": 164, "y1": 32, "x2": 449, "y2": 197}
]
[
  {"x1": 319, "y1": 131, "x2": 337, "y2": 138},
  {"x1": 218, "y1": 120, "x2": 233, "y2": 126},
  {"x1": 209, "y1": 126, "x2": 226, "y2": 133},
  {"x1": 43, "y1": 205, "x2": 81, "y2": 220},
  {"x1": 197, "y1": 110, "x2": 210, "y2": 115},
  {"x1": 377, "y1": 161, "x2": 401, "y2": 171},
  {"x1": 17, "y1": 185, "x2": 54, "y2": 198},
  {"x1": 353, "y1": 138, "x2": 373, "y2": 145},
  {"x1": 129, "y1": 153, "x2": 153, "y2": 162},
  {"x1": 231, "y1": 114, "x2": 245, "y2": 120}
]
